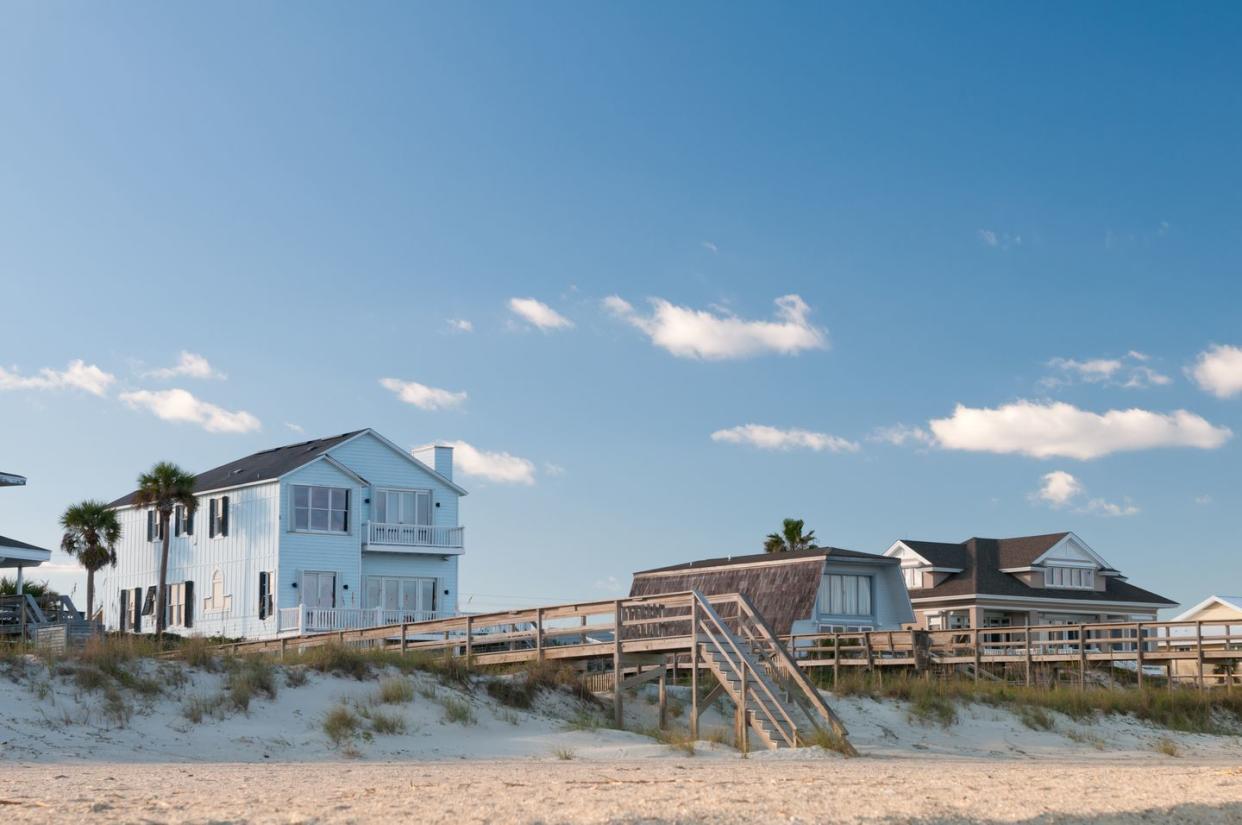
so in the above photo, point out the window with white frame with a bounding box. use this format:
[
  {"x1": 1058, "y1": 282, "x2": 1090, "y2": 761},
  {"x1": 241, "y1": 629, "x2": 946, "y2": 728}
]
[
  {"x1": 373, "y1": 489, "x2": 432, "y2": 525},
  {"x1": 364, "y1": 576, "x2": 436, "y2": 618},
  {"x1": 1044, "y1": 566, "x2": 1095, "y2": 590},
  {"x1": 166, "y1": 583, "x2": 185, "y2": 626},
  {"x1": 820, "y1": 574, "x2": 873, "y2": 616},
  {"x1": 292, "y1": 485, "x2": 350, "y2": 533},
  {"x1": 902, "y1": 567, "x2": 923, "y2": 589}
]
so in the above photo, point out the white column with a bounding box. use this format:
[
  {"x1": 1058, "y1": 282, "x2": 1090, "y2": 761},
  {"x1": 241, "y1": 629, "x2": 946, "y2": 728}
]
[{"x1": 15, "y1": 565, "x2": 23, "y2": 595}]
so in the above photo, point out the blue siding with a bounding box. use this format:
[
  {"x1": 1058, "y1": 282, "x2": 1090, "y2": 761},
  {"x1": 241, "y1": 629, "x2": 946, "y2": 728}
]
[
  {"x1": 361, "y1": 553, "x2": 459, "y2": 614},
  {"x1": 278, "y1": 458, "x2": 366, "y2": 612},
  {"x1": 326, "y1": 432, "x2": 460, "y2": 529}
]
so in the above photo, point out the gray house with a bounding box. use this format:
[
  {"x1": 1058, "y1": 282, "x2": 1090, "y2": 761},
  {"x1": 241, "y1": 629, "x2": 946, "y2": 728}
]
[{"x1": 630, "y1": 546, "x2": 914, "y2": 636}]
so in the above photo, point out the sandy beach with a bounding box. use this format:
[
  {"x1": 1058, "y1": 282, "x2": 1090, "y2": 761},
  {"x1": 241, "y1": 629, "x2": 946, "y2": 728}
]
[{"x1": 4, "y1": 758, "x2": 1242, "y2": 824}]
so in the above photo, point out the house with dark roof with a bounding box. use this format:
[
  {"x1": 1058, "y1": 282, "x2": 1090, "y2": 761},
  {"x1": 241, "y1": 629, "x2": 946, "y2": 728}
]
[
  {"x1": 99, "y1": 429, "x2": 468, "y2": 640},
  {"x1": 1, "y1": 471, "x2": 51, "y2": 588},
  {"x1": 884, "y1": 532, "x2": 1175, "y2": 630},
  {"x1": 630, "y1": 546, "x2": 915, "y2": 635}
]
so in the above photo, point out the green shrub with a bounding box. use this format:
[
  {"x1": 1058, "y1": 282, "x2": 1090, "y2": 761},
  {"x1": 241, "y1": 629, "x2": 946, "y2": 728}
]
[
  {"x1": 297, "y1": 644, "x2": 372, "y2": 680},
  {"x1": 1018, "y1": 705, "x2": 1055, "y2": 731},
  {"x1": 284, "y1": 666, "x2": 309, "y2": 688},
  {"x1": 376, "y1": 676, "x2": 415, "y2": 704},
  {"x1": 224, "y1": 658, "x2": 277, "y2": 712},
  {"x1": 323, "y1": 704, "x2": 362, "y2": 747},
  {"x1": 441, "y1": 696, "x2": 476, "y2": 725},
  {"x1": 369, "y1": 709, "x2": 406, "y2": 735}
]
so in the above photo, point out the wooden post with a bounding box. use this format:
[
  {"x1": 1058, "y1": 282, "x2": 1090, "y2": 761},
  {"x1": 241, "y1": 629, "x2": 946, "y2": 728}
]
[
  {"x1": 338, "y1": 630, "x2": 345, "y2": 647},
  {"x1": 465, "y1": 616, "x2": 473, "y2": 659},
  {"x1": 1024, "y1": 619, "x2": 1033, "y2": 688},
  {"x1": 400, "y1": 623, "x2": 408, "y2": 654},
  {"x1": 689, "y1": 599, "x2": 699, "y2": 740},
  {"x1": 658, "y1": 672, "x2": 668, "y2": 731},
  {"x1": 1078, "y1": 624, "x2": 1086, "y2": 690},
  {"x1": 1135, "y1": 623, "x2": 1145, "y2": 689},
  {"x1": 973, "y1": 629, "x2": 980, "y2": 684},
  {"x1": 1196, "y1": 620, "x2": 1205, "y2": 691},
  {"x1": 864, "y1": 632, "x2": 874, "y2": 673},
  {"x1": 280, "y1": 637, "x2": 288, "y2": 661},
  {"x1": 832, "y1": 633, "x2": 841, "y2": 686},
  {"x1": 613, "y1": 600, "x2": 623, "y2": 729},
  {"x1": 910, "y1": 628, "x2": 920, "y2": 672},
  {"x1": 736, "y1": 661, "x2": 748, "y2": 754},
  {"x1": 536, "y1": 607, "x2": 544, "y2": 662}
]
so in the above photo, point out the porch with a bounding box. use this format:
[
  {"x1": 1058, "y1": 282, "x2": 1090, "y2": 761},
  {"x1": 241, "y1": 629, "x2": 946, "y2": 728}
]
[
  {"x1": 277, "y1": 605, "x2": 457, "y2": 636},
  {"x1": 363, "y1": 521, "x2": 464, "y2": 552}
]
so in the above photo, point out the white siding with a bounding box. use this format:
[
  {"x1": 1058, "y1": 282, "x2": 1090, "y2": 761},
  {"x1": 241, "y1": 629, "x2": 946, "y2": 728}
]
[{"x1": 97, "y1": 481, "x2": 280, "y2": 638}]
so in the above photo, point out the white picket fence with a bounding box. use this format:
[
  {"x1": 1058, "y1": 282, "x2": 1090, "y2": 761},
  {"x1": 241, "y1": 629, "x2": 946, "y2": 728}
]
[{"x1": 277, "y1": 606, "x2": 454, "y2": 636}]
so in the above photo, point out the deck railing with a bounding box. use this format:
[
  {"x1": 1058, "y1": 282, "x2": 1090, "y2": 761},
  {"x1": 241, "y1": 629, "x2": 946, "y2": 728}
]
[
  {"x1": 365, "y1": 522, "x2": 464, "y2": 549},
  {"x1": 278, "y1": 605, "x2": 455, "y2": 635}
]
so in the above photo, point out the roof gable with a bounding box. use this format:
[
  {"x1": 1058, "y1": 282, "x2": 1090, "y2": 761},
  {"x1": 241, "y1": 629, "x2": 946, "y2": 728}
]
[
  {"x1": 1173, "y1": 595, "x2": 1242, "y2": 622},
  {"x1": 327, "y1": 430, "x2": 467, "y2": 496}
]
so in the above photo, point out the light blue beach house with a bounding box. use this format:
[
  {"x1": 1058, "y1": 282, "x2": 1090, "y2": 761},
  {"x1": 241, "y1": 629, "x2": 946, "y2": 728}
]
[{"x1": 100, "y1": 429, "x2": 467, "y2": 640}]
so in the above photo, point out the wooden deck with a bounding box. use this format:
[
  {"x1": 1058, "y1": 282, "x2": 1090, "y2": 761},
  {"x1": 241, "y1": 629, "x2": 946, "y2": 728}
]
[{"x1": 217, "y1": 595, "x2": 1241, "y2": 691}]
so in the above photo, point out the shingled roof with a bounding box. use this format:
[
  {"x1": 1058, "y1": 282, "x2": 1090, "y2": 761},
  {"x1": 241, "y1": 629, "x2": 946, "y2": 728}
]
[
  {"x1": 899, "y1": 533, "x2": 1174, "y2": 606},
  {"x1": 108, "y1": 430, "x2": 367, "y2": 508},
  {"x1": 634, "y1": 546, "x2": 893, "y2": 576}
]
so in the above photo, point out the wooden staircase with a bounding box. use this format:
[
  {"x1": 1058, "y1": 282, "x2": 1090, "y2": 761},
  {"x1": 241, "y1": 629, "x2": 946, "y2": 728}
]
[{"x1": 691, "y1": 591, "x2": 856, "y2": 754}]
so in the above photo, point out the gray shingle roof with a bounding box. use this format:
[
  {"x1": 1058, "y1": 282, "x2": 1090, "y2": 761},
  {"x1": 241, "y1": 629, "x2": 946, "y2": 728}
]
[
  {"x1": 0, "y1": 534, "x2": 49, "y2": 553},
  {"x1": 634, "y1": 546, "x2": 895, "y2": 576},
  {"x1": 107, "y1": 430, "x2": 367, "y2": 508},
  {"x1": 904, "y1": 534, "x2": 1175, "y2": 606}
]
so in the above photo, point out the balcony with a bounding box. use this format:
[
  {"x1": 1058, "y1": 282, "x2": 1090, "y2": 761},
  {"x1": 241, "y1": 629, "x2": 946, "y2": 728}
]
[
  {"x1": 278, "y1": 606, "x2": 456, "y2": 635},
  {"x1": 364, "y1": 521, "x2": 464, "y2": 553}
]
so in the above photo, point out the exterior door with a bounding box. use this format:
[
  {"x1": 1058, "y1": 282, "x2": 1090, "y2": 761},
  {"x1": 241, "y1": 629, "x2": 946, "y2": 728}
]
[{"x1": 302, "y1": 571, "x2": 336, "y2": 609}]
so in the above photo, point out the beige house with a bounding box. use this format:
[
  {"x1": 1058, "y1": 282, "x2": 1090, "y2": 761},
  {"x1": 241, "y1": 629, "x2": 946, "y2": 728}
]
[
  {"x1": 884, "y1": 532, "x2": 1175, "y2": 630},
  {"x1": 1167, "y1": 595, "x2": 1242, "y2": 685}
]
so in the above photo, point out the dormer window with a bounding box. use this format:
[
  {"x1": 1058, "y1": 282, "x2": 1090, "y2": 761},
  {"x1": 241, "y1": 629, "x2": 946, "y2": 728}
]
[
  {"x1": 1045, "y1": 566, "x2": 1094, "y2": 589},
  {"x1": 903, "y1": 568, "x2": 923, "y2": 589}
]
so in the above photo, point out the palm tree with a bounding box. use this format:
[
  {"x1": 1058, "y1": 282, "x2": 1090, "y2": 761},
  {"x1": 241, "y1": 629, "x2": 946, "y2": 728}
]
[
  {"x1": 764, "y1": 518, "x2": 817, "y2": 553},
  {"x1": 133, "y1": 461, "x2": 197, "y2": 636},
  {"x1": 59, "y1": 500, "x2": 122, "y2": 620}
]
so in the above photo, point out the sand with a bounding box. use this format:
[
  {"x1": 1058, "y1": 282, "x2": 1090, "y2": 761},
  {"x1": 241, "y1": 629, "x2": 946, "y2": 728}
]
[
  {"x1": 2, "y1": 658, "x2": 1241, "y2": 822},
  {"x1": 3, "y1": 759, "x2": 1242, "y2": 823}
]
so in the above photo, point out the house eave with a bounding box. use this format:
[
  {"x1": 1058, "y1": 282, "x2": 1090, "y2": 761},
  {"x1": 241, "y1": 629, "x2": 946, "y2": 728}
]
[{"x1": 909, "y1": 592, "x2": 1177, "y2": 611}]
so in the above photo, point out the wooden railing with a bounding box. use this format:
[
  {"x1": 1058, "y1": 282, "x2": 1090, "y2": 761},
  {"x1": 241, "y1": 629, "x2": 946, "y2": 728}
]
[
  {"x1": 278, "y1": 606, "x2": 454, "y2": 635},
  {"x1": 785, "y1": 620, "x2": 1242, "y2": 688},
  {"x1": 365, "y1": 522, "x2": 464, "y2": 549}
]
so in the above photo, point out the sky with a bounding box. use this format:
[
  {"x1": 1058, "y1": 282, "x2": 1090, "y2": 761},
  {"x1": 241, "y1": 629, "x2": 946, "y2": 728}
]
[{"x1": 2, "y1": 3, "x2": 1241, "y2": 615}]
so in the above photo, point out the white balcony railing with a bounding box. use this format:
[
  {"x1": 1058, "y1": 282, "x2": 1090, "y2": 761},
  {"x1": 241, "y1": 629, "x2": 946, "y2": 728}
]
[
  {"x1": 278, "y1": 605, "x2": 456, "y2": 635},
  {"x1": 365, "y1": 521, "x2": 464, "y2": 549}
]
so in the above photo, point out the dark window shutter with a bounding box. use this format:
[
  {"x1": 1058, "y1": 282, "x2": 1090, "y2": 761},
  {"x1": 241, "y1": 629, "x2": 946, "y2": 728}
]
[
  {"x1": 186, "y1": 508, "x2": 194, "y2": 536},
  {"x1": 221, "y1": 496, "x2": 230, "y2": 536},
  {"x1": 119, "y1": 589, "x2": 129, "y2": 631},
  {"x1": 174, "y1": 507, "x2": 182, "y2": 537},
  {"x1": 133, "y1": 587, "x2": 143, "y2": 632},
  {"x1": 343, "y1": 489, "x2": 350, "y2": 532},
  {"x1": 147, "y1": 510, "x2": 155, "y2": 541},
  {"x1": 183, "y1": 581, "x2": 194, "y2": 628},
  {"x1": 258, "y1": 571, "x2": 269, "y2": 620},
  {"x1": 141, "y1": 586, "x2": 157, "y2": 616},
  {"x1": 208, "y1": 499, "x2": 217, "y2": 538}
]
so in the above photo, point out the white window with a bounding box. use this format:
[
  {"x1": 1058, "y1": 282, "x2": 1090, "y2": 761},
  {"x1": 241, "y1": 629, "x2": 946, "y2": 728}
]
[
  {"x1": 203, "y1": 569, "x2": 232, "y2": 613},
  {"x1": 292, "y1": 485, "x2": 350, "y2": 533},
  {"x1": 820, "y1": 574, "x2": 872, "y2": 616},
  {"x1": 1045, "y1": 566, "x2": 1094, "y2": 590},
  {"x1": 166, "y1": 583, "x2": 185, "y2": 626},
  {"x1": 364, "y1": 576, "x2": 437, "y2": 620},
  {"x1": 373, "y1": 489, "x2": 432, "y2": 525},
  {"x1": 903, "y1": 568, "x2": 923, "y2": 589},
  {"x1": 301, "y1": 571, "x2": 336, "y2": 609}
]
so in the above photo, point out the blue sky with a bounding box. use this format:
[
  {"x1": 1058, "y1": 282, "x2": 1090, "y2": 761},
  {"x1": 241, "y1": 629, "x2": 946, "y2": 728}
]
[{"x1": 2, "y1": 4, "x2": 1241, "y2": 613}]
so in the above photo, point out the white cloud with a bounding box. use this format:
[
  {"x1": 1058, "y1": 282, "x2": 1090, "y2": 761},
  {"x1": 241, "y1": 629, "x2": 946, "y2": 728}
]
[
  {"x1": 1195, "y1": 494, "x2": 1213, "y2": 506},
  {"x1": 145, "y1": 351, "x2": 225, "y2": 380},
  {"x1": 929, "y1": 400, "x2": 1231, "y2": 460},
  {"x1": 446, "y1": 319, "x2": 473, "y2": 333},
  {"x1": 604, "y1": 294, "x2": 827, "y2": 360},
  {"x1": 869, "y1": 424, "x2": 934, "y2": 447},
  {"x1": 119, "y1": 388, "x2": 260, "y2": 433},
  {"x1": 543, "y1": 462, "x2": 566, "y2": 477},
  {"x1": 379, "y1": 378, "x2": 467, "y2": 411},
  {"x1": 0, "y1": 359, "x2": 115, "y2": 397},
  {"x1": 1190, "y1": 344, "x2": 1242, "y2": 399},
  {"x1": 1043, "y1": 352, "x2": 1169, "y2": 390},
  {"x1": 285, "y1": 422, "x2": 305, "y2": 434},
  {"x1": 1032, "y1": 470, "x2": 1138, "y2": 517},
  {"x1": 978, "y1": 229, "x2": 1021, "y2": 249},
  {"x1": 507, "y1": 297, "x2": 574, "y2": 331},
  {"x1": 1035, "y1": 470, "x2": 1084, "y2": 506},
  {"x1": 710, "y1": 424, "x2": 859, "y2": 453},
  {"x1": 701, "y1": 241, "x2": 719, "y2": 254},
  {"x1": 446, "y1": 441, "x2": 536, "y2": 485}
]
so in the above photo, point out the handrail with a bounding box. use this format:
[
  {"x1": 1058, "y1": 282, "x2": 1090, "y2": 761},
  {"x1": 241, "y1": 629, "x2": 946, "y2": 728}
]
[
  {"x1": 729, "y1": 591, "x2": 854, "y2": 750},
  {"x1": 690, "y1": 590, "x2": 799, "y2": 748}
]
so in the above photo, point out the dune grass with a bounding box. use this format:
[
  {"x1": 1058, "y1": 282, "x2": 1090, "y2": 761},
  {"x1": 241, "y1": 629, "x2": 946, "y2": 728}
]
[{"x1": 828, "y1": 671, "x2": 1242, "y2": 734}]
